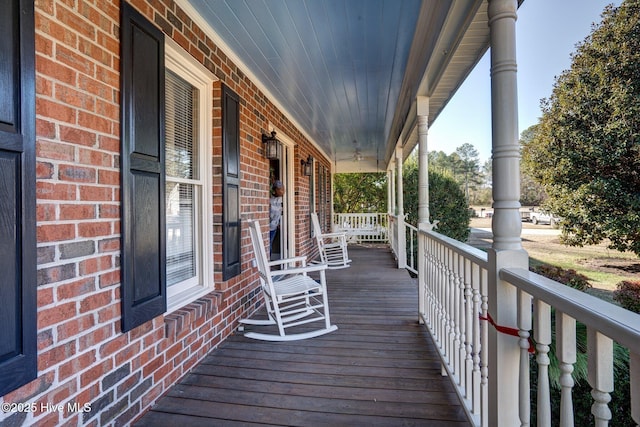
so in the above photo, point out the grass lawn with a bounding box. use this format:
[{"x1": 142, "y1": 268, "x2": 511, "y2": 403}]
[{"x1": 469, "y1": 217, "x2": 639, "y2": 303}]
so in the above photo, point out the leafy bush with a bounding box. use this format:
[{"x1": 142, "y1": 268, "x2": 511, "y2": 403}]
[
  {"x1": 531, "y1": 264, "x2": 591, "y2": 291},
  {"x1": 613, "y1": 280, "x2": 640, "y2": 313}
]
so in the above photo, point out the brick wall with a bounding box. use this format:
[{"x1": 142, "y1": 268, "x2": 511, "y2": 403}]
[{"x1": 0, "y1": 0, "x2": 329, "y2": 425}]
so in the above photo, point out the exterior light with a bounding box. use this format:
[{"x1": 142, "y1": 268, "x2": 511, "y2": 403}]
[
  {"x1": 301, "y1": 155, "x2": 313, "y2": 176},
  {"x1": 262, "y1": 131, "x2": 281, "y2": 160}
]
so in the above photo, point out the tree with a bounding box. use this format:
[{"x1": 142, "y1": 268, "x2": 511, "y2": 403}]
[
  {"x1": 522, "y1": 1, "x2": 640, "y2": 256},
  {"x1": 403, "y1": 154, "x2": 470, "y2": 242},
  {"x1": 519, "y1": 125, "x2": 547, "y2": 206},
  {"x1": 455, "y1": 143, "x2": 482, "y2": 205},
  {"x1": 333, "y1": 173, "x2": 387, "y2": 213}
]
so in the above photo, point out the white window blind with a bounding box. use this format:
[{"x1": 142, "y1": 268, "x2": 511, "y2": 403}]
[{"x1": 165, "y1": 70, "x2": 201, "y2": 288}]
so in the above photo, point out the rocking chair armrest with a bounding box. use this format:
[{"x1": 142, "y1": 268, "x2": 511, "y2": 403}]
[
  {"x1": 268, "y1": 262, "x2": 328, "y2": 278},
  {"x1": 268, "y1": 255, "x2": 308, "y2": 268},
  {"x1": 318, "y1": 231, "x2": 347, "y2": 239}
]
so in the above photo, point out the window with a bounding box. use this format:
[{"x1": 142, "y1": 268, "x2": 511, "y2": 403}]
[{"x1": 165, "y1": 41, "x2": 214, "y2": 311}]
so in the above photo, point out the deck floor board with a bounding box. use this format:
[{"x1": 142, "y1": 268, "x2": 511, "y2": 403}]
[{"x1": 135, "y1": 245, "x2": 471, "y2": 426}]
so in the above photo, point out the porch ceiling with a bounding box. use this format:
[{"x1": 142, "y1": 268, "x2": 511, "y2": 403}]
[{"x1": 179, "y1": 0, "x2": 490, "y2": 173}]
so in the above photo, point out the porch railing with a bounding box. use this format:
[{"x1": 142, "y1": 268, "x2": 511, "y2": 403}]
[
  {"x1": 332, "y1": 212, "x2": 388, "y2": 243},
  {"x1": 418, "y1": 228, "x2": 640, "y2": 427}
]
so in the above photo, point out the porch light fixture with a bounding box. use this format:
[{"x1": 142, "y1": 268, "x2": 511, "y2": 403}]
[
  {"x1": 262, "y1": 130, "x2": 281, "y2": 160},
  {"x1": 301, "y1": 155, "x2": 313, "y2": 176}
]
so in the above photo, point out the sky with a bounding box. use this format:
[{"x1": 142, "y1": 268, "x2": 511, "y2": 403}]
[{"x1": 427, "y1": 0, "x2": 622, "y2": 163}]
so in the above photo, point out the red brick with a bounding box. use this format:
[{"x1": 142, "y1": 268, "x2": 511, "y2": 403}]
[
  {"x1": 59, "y1": 164, "x2": 97, "y2": 183},
  {"x1": 97, "y1": 169, "x2": 119, "y2": 186},
  {"x1": 36, "y1": 203, "x2": 56, "y2": 222},
  {"x1": 36, "y1": 118, "x2": 56, "y2": 138},
  {"x1": 57, "y1": 314, "x2": 95, "y2": 341},
  {"x1": 37, "y1": 140, "x2": 75, "y2": 162},
  {"x1": 78, "y1": 323, "x2": 114, "y2": 351},
  {"x1": 39, "y1": 301, "x2": 77, "y2": 329},
  {"x1": 80, "y1": 358, "x2": 113, "y2": 388},
  {"x1": 56, "y1": 83, "x2": 96, "y2": 112},
  {"x1": 36, "y1": 56, "x2": 77, "y2": 89},
  {"x1": 78, "y1": 74, "x2": 114, "y2": 102},
  {"x1": 38, "y1": 340, "x2": 77, "y2": 370},
  {"x1": 99, "y1": 269, "x2": 120, "y2": 288},
  {"x1": 79, "y1": 185, "x2": 113, "y2": 201},
  {"x1": 95, "y1": 98, "x2": 119, "y2": 120},
  {"x1": 38, "y1": 286, "x2": 54, "y2": 306},
  {"x1": 79, "y1": 255, "x2": 113, "y2": 276},
  {"x1": 56, "y1": 44, "x2": 95, "y2": 77},
  {"x1": 37, "y1": 74, "x2": 54, "y2": 98},
  {"x1": 37, "y1": 97, "x2": 76, "y2": 124},
  {"x1": 59, "y1": 203, "x2": 96, "y2": 220},
  {"x1": 97, "y1": 203, "x2": 118, "y2": 219},
  {"x1": 55, "y1": 4, "x2": 96, "y2": 41},
  {"x1": 37, "y1": 223, "x2": 76, "y2": 242},
  {"x1": 38, "y1": 329, "x2": 54, "y2": 351},
  {"x1": 97, "y1": 134, "x2": 119, "y2": 153},
  {"x1": 36, "y1": 14, "x2": 78, "y2": 47},
  {"x1": 77, "y1": 147, "x2": 112, "y2": 167},
  {"x1": 37, "y1": 181, "x2": 76, "y2": 200},
  {"x1": 36, "y1": 161, "x2": 55, "y2": 179},
  {"x1": 78, "y1": 1, "x2": 113, "y2": 34},
  {"x1": 99, "y1": 333, "x2": 129, "y2": 359},
  {"x1": 57, "y1": 278, "x2": 97, "y2": 300},
  {"x1": 97, "y1": 301, "x2": 120, "y2": 323},
  {"x1": 98, "y1": 237, "x2": 120, "y2": 253},
  {"x1": 78, "y1": 37, "x2": 112, "y2": 67},
  {"x1": 114, "y1": 341, "x2": 142, "y2": 366},
  {"x1": 77, "y1": 111, "x2": 112, "y2": 134},
  {"x1": 78, "y1": 221, "x2": 111, "y2": 238},
  {"x1": 95, "y1": 64, "x2": 119, "y2": 88}
]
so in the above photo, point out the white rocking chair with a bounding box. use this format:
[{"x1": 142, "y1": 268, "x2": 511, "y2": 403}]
[
  {"x1": 311, "y1": 212, "x2": 351, "y2": 269},
  {"x1": 240, "y1": 219, "x2": 338, "y2": 341}
]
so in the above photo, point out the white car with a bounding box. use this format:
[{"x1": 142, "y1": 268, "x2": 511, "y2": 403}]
[{"x1": 529, "y1": 210, "x2": 560, "y2": 226}]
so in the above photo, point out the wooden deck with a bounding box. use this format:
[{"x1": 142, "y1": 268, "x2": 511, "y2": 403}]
[{"x1": 136, "y1": 245, "x2": 471, "y2": 426}]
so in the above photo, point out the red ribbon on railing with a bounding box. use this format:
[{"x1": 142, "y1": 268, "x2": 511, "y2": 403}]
[{"x1": 479, "y1": 312, "x2": 535, "y2": 354}]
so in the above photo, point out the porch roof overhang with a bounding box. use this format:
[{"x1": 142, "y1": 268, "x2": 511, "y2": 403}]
[{"x1": 178, "y1": 0, "x2": 491, "y2": 173}]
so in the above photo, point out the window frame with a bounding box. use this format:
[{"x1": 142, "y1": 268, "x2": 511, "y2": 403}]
[{"x1": 164, "y1": 40, "x2": 215, "y2": 313}]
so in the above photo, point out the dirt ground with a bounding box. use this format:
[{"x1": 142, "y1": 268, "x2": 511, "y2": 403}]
[{"x1": 468, "y1": 217, "x2": 640, "y2": 301}]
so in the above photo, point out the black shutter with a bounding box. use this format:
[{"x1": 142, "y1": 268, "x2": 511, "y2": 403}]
[
  {"x1": 222, "y1": 85, "x2": 241, "y2": 280},
  {"x1": 120, "y1": 3, "x2": 166, "y2": 332},
  {"x1": 0, "y1": 0, "x2": 36, "y2": 396}
]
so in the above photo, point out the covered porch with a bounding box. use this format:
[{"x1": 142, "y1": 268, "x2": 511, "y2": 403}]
[{"x1": 137, "y1": 245, "x2": 471, "y2": 426}]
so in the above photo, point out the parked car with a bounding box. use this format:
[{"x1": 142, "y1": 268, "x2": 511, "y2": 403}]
[{"x1": 529, "y1": 209, "x2": 560, "y2": 226}]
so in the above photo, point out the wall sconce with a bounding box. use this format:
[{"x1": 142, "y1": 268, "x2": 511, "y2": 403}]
[
  {"x1": 301, "y1": 155, "x2": 313, "y2": 176},
  {"x1": 261, "y1": 131, "x2": 281, "y2": 160}
]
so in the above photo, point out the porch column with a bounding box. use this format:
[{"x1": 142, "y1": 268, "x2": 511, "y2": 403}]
[
  {"x1": 417, "y1": 96, "x2": 432, "y2": 322},
  {"x1": 396, "y1": 146, "x2": 406, "y2": 269},
  {"x1": 487, "y1": 1, "x2": 529, "y2": 426}
]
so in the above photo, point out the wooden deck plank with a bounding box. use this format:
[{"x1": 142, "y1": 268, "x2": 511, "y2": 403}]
[{"x1": 135, "y1": 245, "x2": 472, "y2": 426}]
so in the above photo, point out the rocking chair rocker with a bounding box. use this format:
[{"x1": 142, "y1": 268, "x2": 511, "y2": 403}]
[
  {"x1": 311, "y1": 212, "x2": 351, "y2": 269},
  {"x1": 240, "y1": 219, "x2": 338, "y2": 341}
]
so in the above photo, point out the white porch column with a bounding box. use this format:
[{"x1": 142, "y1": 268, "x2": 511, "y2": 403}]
[
  {"x1": 417, "y1": 96, "x2": 432, "y2": 322},
  {"x1": 417, "y1": 96, "x2": 430, "y2": 227},
  {"x1": 487, "y1": 1, "x2": 529, "y2": 426},
  {"x1": 395, "y1": 146, "x2": 406, "y2": 269}
]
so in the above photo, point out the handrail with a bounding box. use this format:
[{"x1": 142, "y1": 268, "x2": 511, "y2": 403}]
[
  {"x1": 419, "y1": 226, "x2": 639, "y2": 427},
  {"x1": 501, "y1": 267, "x2": 640, "y2": 354}
]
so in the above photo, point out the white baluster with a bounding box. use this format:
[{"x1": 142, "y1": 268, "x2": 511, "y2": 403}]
[
  {"x1": 518, "y1": 290, "x2": 533, "y2": 427},
  {"x1": 453, "y1": 253, "x2": 462, "y2": 379},
  {"x1": 556, "y1": 311, "x2": 576, "y2": 427},
  {"x1": 472, "y1": 263, "x2": 482, "y2": 416},
  {"x1": 587, "y1": 329, "x2": 613, "y2": 427},
  {"x1": 480, "y1": 267, "x2": 489, "y2": 427},
  {"x1": 464, "y1": 258, "x2": 474, "y2": 401},
  {"x1": 534, "y1": 299, "x2": 552, "y2": 426}
]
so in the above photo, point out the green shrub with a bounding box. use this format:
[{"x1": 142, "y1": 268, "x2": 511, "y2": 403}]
[
  {"x1": 531, "y1": 264, "x2": 592, "y2": 291},
  {"x1": 613, "y1": 280, "x2": 640, "y2": 313}
]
